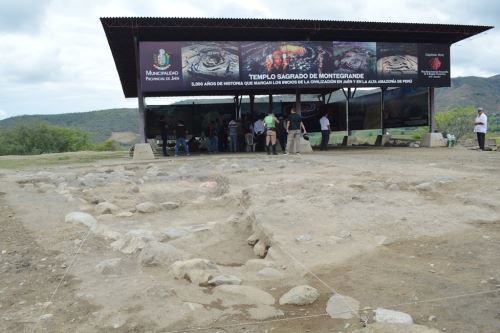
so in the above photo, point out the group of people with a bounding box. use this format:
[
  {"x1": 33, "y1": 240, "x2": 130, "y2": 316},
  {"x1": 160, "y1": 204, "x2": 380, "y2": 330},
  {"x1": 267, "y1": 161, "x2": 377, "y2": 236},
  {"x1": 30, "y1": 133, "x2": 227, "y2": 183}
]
[
  {"x1": 252, "y1": 107, "x2": 333, "y2": 155},
  {"x1": 159, "y1": 107, "x2": 489, "y2": 156},
  {"x1": 159, "y1": 109, "x2": 334, "y2": 156},
  {"x1": 159, "y1": 116, "x2": 190, "y2": 157}
]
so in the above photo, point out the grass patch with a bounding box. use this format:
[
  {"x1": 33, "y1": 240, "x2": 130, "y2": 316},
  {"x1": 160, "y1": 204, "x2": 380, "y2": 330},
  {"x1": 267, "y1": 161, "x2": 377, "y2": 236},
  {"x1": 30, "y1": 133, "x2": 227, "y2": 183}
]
[{"x1": 0, "y1": 151, "x2": 129, "y2": 170}]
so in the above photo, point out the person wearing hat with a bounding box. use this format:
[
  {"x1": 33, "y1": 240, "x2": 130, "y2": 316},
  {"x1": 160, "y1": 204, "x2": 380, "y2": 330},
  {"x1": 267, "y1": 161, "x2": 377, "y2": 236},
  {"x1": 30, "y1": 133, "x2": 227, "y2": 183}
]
[{"x1": 474, "y1": 107, "x2": 488, "y2": 151}]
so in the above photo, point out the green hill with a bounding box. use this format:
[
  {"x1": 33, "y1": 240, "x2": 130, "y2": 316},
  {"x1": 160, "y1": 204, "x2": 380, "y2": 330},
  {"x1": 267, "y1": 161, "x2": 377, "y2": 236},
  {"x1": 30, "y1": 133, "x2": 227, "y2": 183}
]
[
  {"x1": 436, "y1": 75, "x2": 500, "y2": 112},
  {"x1": 0, "y1": 108, "x2": 139, "y2": 143}
]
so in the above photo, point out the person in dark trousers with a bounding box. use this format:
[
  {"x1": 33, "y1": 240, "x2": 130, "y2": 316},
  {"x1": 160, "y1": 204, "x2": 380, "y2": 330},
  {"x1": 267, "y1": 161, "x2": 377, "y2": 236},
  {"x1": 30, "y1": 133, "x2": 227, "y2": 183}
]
[
  {"x1": 218, "y1": 119, "x2": 228, "y2": 153},
  {"x1": 159, "y1": 115, "x2": 169, "y2": 156},
  {"x1": 319, "y1": 112, "x2": 331, "y2": 151},
  {"x1": 474, "y1": 107, "x2": 488, "y2": 151},
  {"x1": 277, "y1": 115, "x2": 288, "y2": 154},
  {"x1": 174, "y1": 120, "x2": 190, "y2": 156},
  {"x1": 207, "y1": 121, "x2": 218, "y2": 153},
  {"x1": 286, "y1": 107, "x2": 306, "y2": 154},
  {"x1": 264, "y1": 110, "x2": 279, "y2": 155}
]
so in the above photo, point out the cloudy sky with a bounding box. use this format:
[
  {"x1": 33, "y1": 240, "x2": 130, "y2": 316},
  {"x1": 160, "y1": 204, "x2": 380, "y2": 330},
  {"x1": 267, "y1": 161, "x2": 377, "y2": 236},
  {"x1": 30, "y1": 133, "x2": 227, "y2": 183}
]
[{"x1": 0, "y1": 0, "x2": 498, "y2": 119}]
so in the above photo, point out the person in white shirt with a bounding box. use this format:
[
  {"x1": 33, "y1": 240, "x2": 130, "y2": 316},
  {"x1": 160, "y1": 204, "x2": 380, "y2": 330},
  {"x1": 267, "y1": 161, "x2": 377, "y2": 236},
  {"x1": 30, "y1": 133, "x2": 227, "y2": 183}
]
[
  {"x1": 474, "y1": 107, "x2": 488, "y2": 151},
  {"x1": 319, "y1": 112, "x2": 331, "y2": 151}
]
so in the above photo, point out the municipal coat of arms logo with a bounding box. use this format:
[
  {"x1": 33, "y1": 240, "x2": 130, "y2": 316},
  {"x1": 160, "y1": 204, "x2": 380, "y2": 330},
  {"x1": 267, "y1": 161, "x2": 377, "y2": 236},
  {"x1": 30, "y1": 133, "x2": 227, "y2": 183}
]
[{"x1": 153, "y1": 49, "x2": 171, "y2": 70}]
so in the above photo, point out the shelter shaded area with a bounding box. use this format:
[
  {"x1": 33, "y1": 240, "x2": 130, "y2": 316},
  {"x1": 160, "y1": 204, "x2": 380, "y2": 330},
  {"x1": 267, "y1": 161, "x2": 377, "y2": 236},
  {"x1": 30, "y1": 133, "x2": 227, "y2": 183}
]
[{"x1": 101, "y1": 17, "x2": 492, "y2": 144}]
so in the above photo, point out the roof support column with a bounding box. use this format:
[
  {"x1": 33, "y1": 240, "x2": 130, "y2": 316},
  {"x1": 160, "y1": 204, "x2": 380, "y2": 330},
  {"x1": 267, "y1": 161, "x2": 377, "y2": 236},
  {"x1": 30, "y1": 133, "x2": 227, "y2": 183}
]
[
  {"x1": 234, "y1": 95, "x2": 241, "y2": 120},
  {"x1": 134, "y1": 35, "x2": 146, "y2": 143},
  {"x1": 268, "y1": 94, "x2": 273, "y2": 114},
  {"x1": 380, "y1": 87, "x2": 386, "y2": 134},
  {"x1": 249, "y1": 94, "x2": 255, "y2": 123},
  {"x1": 428, "y1": 87, "x2": 435, "y2": 133},
  {"x1": 375, "y1": 87, "x2": 389, "y2": 146},
  {"x1": 295, "y1": 93, "x2": 301, "y2": 115},
  {"x1": 342, "y1": 87, "x2": 356, "y2": 135}
]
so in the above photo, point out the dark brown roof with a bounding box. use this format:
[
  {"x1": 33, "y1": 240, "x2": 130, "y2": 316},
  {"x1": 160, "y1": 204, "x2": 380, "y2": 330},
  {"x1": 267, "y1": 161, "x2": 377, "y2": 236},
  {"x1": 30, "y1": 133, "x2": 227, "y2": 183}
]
[{"x1": 100, "y1": 17, "x2": 493, "y2": 98}]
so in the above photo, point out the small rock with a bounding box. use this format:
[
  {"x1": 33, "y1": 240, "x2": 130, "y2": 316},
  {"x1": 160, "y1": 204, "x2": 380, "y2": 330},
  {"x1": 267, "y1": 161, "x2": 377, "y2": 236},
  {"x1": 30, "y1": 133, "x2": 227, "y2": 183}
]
[
  {"x1": 208, "y1": 274, "x2": 242, "y2": 286},
  {"x1": 65, "y1": 212, "x2": 97, "y2": 228},
  {"x1": 95, "y1": 258, "x2": 122, "y2": 275},
  {"x1": 160, "y1": 202, "x2": 180, "y2": 210},
  {"x1": 110, "y1": 229, "x2": 154, "y2": 254},
  {"x1": 339, "y1": 230, "x2": 352, "y2": 239},
  {"x1": 428, "y1": 315, "x2": 437, "y2": 322},
  {"x1": 212, "y1": 285, "x2": 275, "y2": 305},
  {"x1": 145, "y1": 285, "x2": 175, "y2": 299},
  {"x1": 184, "y1": 302, "x2": 204, "y2": 312},
  {"x1": 160, "y1": 227, "x2": 189, "y2": 241},
  {"x1": 415, "y1": 182, "x2": 433, "y2": 192},
  {"x1": 116, "y1": 211, "x2": 134, "y2": 217},
  {"x1": 91, "y1": 224, "x2": 121, "y2": 240},
  {"x1": 253, "y1": 241, "x2": 268, "y2": 258},
  {"x1": 94, "y1": 202, "x2": 119, "y2": 215},
  {"x1": 374, "y1": 308, "x2": 413, "y2": 324},
  {"x1": 136, "y1": 202, "x2": 159, "y2": 213},
  {"x1": 247, "y1": 234, "x2": 259, "y2": 246},
  {"x1": 326, "y1": 294, "x2": 360, "y2": 319},
  {"x1": 279, "y1": 285, "x2": 319, "y2": 305},
  {"x1": 199, "y1": 181, "x2": 218, "y2": 192},
  {"x1": 244, "y1": 259, "x2": 277, "y2": 271},
  {"x1": 257, "y1": 267, "x2": 284, "y2": 279},
  {"x1": 39, "y1": 313, "x2": 54, "y2": 320},
  {"x1": 295, "y1": 234, "x2": 313, "y2": 242},
  {"x1": 170, "y1": 258, "x2": 219, "y2": 286},
  {"x1": 139, "y1": 241, "x2": 186, "y2": 267}
]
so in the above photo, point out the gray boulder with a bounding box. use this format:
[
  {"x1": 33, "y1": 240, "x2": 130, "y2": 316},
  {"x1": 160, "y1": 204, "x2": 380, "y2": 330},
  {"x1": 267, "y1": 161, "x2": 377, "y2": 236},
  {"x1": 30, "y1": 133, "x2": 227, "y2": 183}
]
[
  {"x1": 170, "y1": 258, "x2": 220, "y2": 286},
  {"x1": 326, "y1": 294, "x2": 360, "y2": 319},
  {"x1": 139, "y1": 241, "x2": 187, "y2": 267},
  {"x1": 279, "y1": 285, "x2": 319, "y2": 305},
  {"x1": 374, "y1": 308, "x2": 413, "y2": 325},
  {"x1": 94, "y1": 202, "x2": 120, "y2": 215},
  {"x1": 95, "y1": 258, "x2": 122, "y2": 275},
  {"x1": 136, "y1": 202, "x2": 160, "y2": 213},
  {"x1": 65, "y1": 212, "x2": 97, "y2": 228}
]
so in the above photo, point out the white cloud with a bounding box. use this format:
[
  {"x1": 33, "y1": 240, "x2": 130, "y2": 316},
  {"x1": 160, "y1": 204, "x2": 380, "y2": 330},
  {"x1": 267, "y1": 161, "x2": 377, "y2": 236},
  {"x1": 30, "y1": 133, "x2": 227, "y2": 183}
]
[
  {"x1": 0, "y1": 109, "x2": 7, "y2": 120},
  {"x1": 0, "y1": 0, "x2": 498, "y2": 117}
]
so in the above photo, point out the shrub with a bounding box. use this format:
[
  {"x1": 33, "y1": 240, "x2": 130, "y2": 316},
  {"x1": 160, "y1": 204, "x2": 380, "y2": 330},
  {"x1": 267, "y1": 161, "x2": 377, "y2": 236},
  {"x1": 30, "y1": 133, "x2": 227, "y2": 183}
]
[{"x1": 0, "y1": 123, "x2": 92, "y2": 155}]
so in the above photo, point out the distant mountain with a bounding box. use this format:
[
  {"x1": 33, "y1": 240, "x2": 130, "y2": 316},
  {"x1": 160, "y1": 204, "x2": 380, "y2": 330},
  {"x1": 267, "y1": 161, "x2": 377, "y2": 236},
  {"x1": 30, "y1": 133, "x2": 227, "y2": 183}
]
[
  {"x1": 436, "y1": 75, "x2": 500, "y2": 112},
  {"x1": 0, "y1": 108, "x2": 139, "y2": 143}
]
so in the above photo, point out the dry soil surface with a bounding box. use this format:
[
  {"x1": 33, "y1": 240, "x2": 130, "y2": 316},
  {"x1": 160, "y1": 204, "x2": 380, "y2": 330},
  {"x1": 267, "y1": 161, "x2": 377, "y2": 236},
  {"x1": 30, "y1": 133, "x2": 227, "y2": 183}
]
[{"x1": 0, "y1": 147, "x2": 499, "y2": 333}]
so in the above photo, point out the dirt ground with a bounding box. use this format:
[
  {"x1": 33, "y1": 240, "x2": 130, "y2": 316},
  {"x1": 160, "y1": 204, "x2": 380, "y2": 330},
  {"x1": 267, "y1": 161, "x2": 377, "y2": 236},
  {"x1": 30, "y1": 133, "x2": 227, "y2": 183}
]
[{"x1": 0, "y1": 146, "x2": 499, "y2": 333}]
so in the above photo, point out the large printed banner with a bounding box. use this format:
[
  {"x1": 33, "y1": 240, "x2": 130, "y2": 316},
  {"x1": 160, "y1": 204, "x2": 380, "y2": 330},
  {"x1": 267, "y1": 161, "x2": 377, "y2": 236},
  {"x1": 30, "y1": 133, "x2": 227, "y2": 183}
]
[{"x1": 139, "y1": 41, "x2": 450, "y2": 93}]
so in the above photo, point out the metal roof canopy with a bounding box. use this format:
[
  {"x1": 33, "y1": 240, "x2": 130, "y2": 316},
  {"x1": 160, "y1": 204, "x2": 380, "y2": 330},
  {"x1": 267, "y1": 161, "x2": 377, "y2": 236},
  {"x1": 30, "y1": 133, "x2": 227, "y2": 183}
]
[{"x1": 100, "y1": 17, "x2": 492, "y2": 98}]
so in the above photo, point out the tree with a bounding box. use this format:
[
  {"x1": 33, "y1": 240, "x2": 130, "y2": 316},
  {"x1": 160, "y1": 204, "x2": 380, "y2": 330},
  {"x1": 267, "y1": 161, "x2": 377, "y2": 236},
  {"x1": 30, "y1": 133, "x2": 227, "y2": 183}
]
[
  {"x1": 0, "y1": 124, "x2": 93, "y2": 155},
  {"x1": 434, "y1": 107, "x2": 475, "y2": 140}
]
